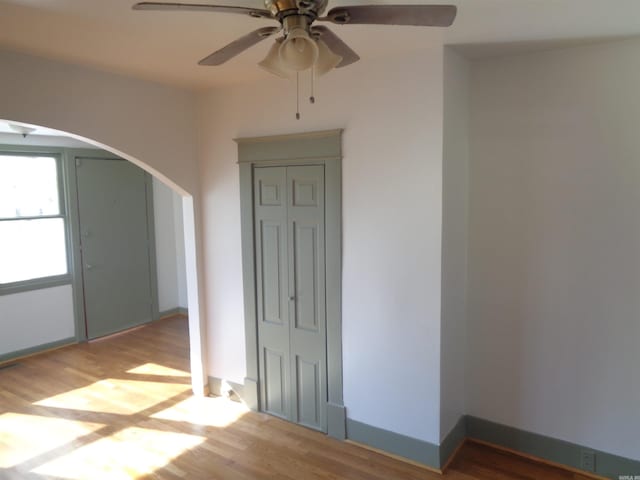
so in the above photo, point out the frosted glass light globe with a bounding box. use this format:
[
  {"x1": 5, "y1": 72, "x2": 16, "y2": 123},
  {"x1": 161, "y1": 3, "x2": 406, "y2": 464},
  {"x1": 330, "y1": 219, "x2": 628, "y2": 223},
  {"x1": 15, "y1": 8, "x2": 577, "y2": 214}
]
[{"x1": 279, "y1": 28, "x2": 319, "y2": 71}]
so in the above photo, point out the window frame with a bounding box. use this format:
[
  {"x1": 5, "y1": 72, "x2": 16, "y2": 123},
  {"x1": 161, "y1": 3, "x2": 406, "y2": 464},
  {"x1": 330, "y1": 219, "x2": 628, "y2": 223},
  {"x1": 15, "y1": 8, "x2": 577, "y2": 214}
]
[{"x1": 0, "y1": 147, "x2": 72, "y2": 296}]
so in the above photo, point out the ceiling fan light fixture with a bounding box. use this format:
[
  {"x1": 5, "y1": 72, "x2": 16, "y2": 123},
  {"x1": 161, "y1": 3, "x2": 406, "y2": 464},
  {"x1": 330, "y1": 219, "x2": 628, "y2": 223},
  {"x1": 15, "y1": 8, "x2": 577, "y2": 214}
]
[
  {"x1": 134, "y1": 1, "x2": 458, "y2": 118},
  {"x1": 258, "y1": 38, "x2": 291, "y2": 78},
  {"x1": 314, "y1": 39, "x2": 342, "y2": 76},
  {"x1": 278, "y1": 27, "x2": 319, "y2": 72}
]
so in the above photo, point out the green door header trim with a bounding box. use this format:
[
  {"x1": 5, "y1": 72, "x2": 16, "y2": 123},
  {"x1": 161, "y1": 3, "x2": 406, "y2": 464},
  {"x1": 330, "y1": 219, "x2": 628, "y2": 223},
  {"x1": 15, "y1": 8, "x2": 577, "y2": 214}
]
[
  {"x1": 236, "y1": 129, "x2": 345, "y2": 439},
  {"x1": 235, "y1": 129, "x2": 343, "y2": 164}
]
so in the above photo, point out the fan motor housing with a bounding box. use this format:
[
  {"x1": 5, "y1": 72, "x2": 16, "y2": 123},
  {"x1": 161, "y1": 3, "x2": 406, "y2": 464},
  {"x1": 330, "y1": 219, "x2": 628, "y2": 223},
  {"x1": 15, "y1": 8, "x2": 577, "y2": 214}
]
[{"x1": 265, "y1": 0, "x2": 328, "y2": 21}]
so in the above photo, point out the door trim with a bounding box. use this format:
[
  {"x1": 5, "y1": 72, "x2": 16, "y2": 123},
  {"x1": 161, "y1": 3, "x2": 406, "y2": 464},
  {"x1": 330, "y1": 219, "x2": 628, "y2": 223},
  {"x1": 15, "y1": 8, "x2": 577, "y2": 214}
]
[{"x1": 236, "y1": 129, "x2": 345, "y2": 439}]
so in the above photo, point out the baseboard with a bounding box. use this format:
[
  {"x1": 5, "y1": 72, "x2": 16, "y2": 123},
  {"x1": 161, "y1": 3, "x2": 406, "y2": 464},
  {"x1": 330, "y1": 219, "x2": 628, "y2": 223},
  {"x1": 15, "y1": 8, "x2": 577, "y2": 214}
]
[
  {"x1": 207, "y1": 375, "x2": 260, "y2": 411},
  {"x1": 344, "y1": 415, "x2": 639, "y2": 479},
  {"x1": 208, "y1": 376, "x2": 246, "y2": 403},
  {"x1": 440, "y1": 415, "x2": 467, "y2": 468},
  {"x1": 346, "y1": 418, "x2": 441, "y2": 470},
  {"x1": 345, "y1": 415, "x2": 468, "y2": 471},
  {"x1": 327, "y1": 402, "x2": 347, "y2": 440},
  {"x1": 466, "y1": 416, "x2": 640, "y2": 480},
  {"x1": 0, "y1": 336, "x2": 76, "y2": 365},
  {"x1": 241, "y1": 377, "x2": 259, "y2": 410},
  {"x1": 158, "y1": 307, "x2": 188, "y2": 319},
  {"x1": 345, "y1": 439, "x2": 443, "y2": 474}
]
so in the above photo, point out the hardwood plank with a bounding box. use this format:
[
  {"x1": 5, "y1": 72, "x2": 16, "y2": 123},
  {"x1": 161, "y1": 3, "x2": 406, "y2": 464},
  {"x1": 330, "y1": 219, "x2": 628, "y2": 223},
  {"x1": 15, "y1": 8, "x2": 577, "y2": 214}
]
[{"x1": 0, "y1": 316, "x2": 597, "y2": 479}]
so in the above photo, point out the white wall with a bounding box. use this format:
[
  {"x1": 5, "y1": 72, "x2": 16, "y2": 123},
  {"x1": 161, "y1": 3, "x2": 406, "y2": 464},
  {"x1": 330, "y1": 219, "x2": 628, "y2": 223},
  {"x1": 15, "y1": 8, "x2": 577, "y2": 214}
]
[
  {"x1": 153, "y1": 178, "x2": 188, "y2": 313},
  {"x1": 198, "y1": 48, "x2": 444, "y2": 444},
  {"x1": 0, "y1": 285, "x2": 74, "y2": 355},
  {"x1": 440, "y1": 48, "x2": 470, "y2": 440},
  {"x1": 0, "y1": 49, "x2": 198, "y2": 195},
  {"x1": 467, "y1": 38, "x2": 640, "y2": 460}
]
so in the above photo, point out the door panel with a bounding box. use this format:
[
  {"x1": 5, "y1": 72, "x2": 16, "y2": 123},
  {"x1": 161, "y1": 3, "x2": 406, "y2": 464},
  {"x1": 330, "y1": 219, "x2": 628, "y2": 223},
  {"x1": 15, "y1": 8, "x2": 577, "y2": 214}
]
[
  {"x1": 254, "y1": 165, "x2": 327, "y2": 431},
  {"x1": 260, "y1": 222, "x2": 284, "y2": 325},
  {"x1": 254, "y1": 167, "x2": 291, "y2": 420},
  {"x1": 296, "y1": 355, "x2": 321, "y2": 429},
  {"x1": 293, "y1": 223, "x2": 319, "y2": 332},
  {"x1": 287, "y1": 165, "x2": 326, "y2": 431},
  {"x1": 76, "y1": 158, "x2": 153, "y2": 339},
  {"x1": 292, "y1": 178, "x2": 319, "y2": 207},
  {"x1": 264, "y1": 348, "x2": 287, "y2": 417}
]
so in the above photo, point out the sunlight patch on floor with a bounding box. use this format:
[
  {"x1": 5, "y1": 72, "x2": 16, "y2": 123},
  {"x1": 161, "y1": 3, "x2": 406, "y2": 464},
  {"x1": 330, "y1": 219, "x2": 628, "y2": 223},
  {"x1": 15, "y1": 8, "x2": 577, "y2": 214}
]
[
  {"x1": 151, "y1": 395, "x2": 249, "y2": 428},
  {"x1": 0, "y1": 413, "x2": 104, "y2": 468},
  {"x1": 126, "y1": 362, "x2": 190, "y2": 377},
  {"x1": 33, "y1": 379, "x2": 192, "y2": 415},
  {"x1": 32, "y1": 426, "x2": 205, "y2": 480}
]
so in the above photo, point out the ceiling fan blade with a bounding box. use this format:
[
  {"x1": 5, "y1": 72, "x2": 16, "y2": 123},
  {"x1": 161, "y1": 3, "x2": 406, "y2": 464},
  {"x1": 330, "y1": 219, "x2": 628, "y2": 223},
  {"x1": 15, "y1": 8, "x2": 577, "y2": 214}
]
[
  {"x1": 132, "y1": 2, "x2": 272, "y2": 19},
  {"x1": 198, "y1": 26, "x2": 280, "y2": 66},
  {"x1": 320, "y1": 5, "x2": 457, "y2": 27},
  {"x1": 312, "y1": 26, "x2": 360, "y2": 68}
]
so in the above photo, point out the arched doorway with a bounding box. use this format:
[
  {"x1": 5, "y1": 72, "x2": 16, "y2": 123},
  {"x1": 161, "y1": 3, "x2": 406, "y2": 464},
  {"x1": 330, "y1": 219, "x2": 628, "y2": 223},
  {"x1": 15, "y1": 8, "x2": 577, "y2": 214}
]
[{"x1": 0, "y1": 119, "x2": 207, "y2": 395}]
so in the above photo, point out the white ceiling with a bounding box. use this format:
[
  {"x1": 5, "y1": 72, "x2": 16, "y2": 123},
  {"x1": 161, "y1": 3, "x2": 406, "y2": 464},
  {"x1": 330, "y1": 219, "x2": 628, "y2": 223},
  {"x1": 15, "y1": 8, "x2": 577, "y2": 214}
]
[{"x1": 0, "y1": 0, "x2": 639, "y2": 90}]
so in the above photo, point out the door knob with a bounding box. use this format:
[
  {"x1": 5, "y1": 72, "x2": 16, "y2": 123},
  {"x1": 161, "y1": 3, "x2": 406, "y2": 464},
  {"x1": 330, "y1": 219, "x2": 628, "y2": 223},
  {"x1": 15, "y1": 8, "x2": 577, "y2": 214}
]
[
  {"x1": 289, "y1": 296, "x2": 295, "y2": 301},
  {"x1": 86, "y1": 264, "x2": 94, "y2": 270}
]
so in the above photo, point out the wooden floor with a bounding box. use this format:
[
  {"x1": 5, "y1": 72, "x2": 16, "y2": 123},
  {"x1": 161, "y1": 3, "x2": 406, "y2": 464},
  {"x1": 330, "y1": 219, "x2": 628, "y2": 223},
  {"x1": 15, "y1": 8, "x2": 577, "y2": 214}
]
[{"x1": 0, "y1": 316, "x2": 595, "y2": 480}]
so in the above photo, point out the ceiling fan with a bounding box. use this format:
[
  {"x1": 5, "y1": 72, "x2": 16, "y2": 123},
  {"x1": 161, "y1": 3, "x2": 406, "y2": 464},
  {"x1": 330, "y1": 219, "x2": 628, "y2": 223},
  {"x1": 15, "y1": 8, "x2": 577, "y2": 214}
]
[{"x1": 133, "y1": 1, "x2": 457, "y2": 117}]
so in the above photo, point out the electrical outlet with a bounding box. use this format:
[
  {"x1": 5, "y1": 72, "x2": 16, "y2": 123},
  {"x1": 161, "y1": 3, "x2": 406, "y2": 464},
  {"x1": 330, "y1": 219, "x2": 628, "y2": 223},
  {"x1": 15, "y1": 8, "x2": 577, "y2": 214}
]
[{"x1": 580, "y1": 449, "x2": 596, "y2": 472}]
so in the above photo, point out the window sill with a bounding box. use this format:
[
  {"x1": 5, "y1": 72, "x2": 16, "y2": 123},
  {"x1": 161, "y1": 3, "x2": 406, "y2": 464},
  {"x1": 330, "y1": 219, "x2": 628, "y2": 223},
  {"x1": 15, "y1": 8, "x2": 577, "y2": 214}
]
[{"x1": 0, "y1": 275, "x2": 72, "y2": 296}]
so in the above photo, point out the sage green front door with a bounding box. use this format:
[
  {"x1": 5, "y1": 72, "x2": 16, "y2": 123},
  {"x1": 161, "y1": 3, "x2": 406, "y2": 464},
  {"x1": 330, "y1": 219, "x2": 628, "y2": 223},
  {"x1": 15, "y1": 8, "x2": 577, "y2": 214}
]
[
  {"x1": 75, "y1": 157, "x2": 154, "y2": 339},
  {"x1": 254, "y1": 165, "x2": 327, "y2": 432}
]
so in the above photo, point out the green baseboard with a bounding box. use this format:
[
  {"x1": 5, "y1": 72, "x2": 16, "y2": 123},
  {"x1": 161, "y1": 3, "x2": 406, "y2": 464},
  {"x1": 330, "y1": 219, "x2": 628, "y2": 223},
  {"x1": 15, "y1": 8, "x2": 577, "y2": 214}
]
[
  {"x1": 209, "y1": 375, "x2": 258, "y2": 410},
  {"x1": 344, "y1": 415, "x2": 639, "y2": 478},
  {"x1": 440, "y1": 415, "x2": 467, "y2": 467},
  {"x1": 158, "y1": 307, "x2": 188, "y2": 319},
  {"x1": 0, "y1": 336, "x2": 76, "y2": 364},
  {"x1": 466, "y1": 416, "x2": 640, "y2": 480},
  {"x1": 346, "y1": 418, "x2": 441, "y2": 469},
  {"x1": 327, "y1": 402, "x2": 347, "y2": 440},
  {"x1": 345, "y1": 415, "x2": 466, "y2": 470},
  {"x1": 208, "y1": 375, "x2": 245, "y2": 403}
]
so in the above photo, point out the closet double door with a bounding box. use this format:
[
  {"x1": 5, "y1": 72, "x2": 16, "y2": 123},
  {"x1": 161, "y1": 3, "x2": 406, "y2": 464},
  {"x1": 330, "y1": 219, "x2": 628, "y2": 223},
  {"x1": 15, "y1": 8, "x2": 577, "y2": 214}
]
[{"x1": 254, "y1": 165, "x2": 327, "y2": 432}]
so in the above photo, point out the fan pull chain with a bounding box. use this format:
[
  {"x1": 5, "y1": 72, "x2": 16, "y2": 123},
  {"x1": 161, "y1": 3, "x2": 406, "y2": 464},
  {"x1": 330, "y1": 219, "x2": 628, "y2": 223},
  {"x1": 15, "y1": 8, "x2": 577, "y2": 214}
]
[
  {"x1": 310, "y1": 66, "x2": 315, "y2": 104},
  {"x1": 296, "y1": 72, "x2": 301, "y2": 120}
]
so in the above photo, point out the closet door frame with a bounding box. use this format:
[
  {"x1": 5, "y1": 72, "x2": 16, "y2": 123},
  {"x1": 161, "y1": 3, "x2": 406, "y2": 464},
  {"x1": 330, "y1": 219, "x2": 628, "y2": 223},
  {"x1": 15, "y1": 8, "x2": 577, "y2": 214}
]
[{"x1": 236, "y1": 129, "x2": 345, "y2": 439}]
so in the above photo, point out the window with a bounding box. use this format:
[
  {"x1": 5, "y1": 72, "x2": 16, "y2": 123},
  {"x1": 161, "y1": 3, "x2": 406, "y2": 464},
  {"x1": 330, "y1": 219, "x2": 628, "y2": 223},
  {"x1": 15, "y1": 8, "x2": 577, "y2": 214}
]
[{"x1": 0, "y1": 154, "x2": 69, "y2": 287}]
